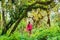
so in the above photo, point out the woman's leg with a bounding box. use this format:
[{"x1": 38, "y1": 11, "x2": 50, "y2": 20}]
[{"x1": 28, "y1": 29, "x2": 31, "y2": 37}]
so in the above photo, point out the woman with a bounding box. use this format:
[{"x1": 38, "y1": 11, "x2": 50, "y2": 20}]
[{"x1": 26, "y1": 22, "x2": 32, "y2": 35}]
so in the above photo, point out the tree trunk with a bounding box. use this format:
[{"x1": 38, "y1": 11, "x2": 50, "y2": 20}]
[
  {"x1": 1, "y1": 20, "x2": 14, "y2": 35},
  {"x1": 9, "y1": 14, "x2": 25, "y2": 36},
  {"x1": 47, "y1": 10, "x2": 50, "y2": 26},
  {"x1": 1, "y1": 9, "x2": 7, "y2": 35}
]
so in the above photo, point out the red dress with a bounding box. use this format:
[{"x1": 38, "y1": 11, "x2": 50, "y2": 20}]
[{"x1": 27, "y1": 23, "x2": 32, "y2": 31}]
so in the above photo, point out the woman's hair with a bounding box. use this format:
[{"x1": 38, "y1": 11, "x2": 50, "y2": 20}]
[{"x1": 29, "y1": 21, "x2": 30, "y2": 24}]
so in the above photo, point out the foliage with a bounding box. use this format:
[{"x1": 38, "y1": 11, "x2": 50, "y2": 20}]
[
  {"x1": 0, "y1": 0, "x2": 60, "y2": 40},
  {"x1": 0, "y1": 24, "x2": 60, "y2": 40}
]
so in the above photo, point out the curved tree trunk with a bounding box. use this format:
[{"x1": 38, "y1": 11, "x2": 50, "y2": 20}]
[{"x1": 9, "y1": 13, "x2": 26, "y2": 36}]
